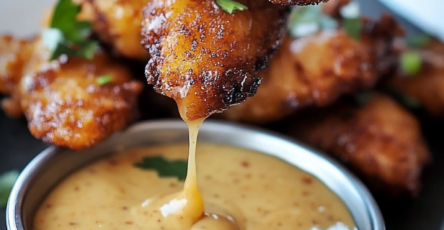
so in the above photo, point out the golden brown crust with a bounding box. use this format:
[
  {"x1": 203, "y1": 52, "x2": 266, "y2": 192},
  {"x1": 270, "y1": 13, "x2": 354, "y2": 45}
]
[
  {"x1": 220, "y1": 32, "x2": 375, "y2": 123},
  {"x1": 391, "y1": 39, "x2": 444, "y2": 117},
  {"x1": 0, "y1": 35, "x2": 143, "y2": 149},
  {"x1": 220, "y1": 15, "x2": 400, "y2": 123},
  {"x1": 0, "y1": 35, "x2": 36, "y2": 95},
  {"x1": 142, "y1": 0, "x2": 289, "y2": 121},
  {"x1": 78, "y1": 0, "x2": 150, "y2": 60},
  {"x1": 292, "y1": 95, "x2": 431, "y2": 196},
  {"x1": 0, "y1": 36, "x2": 48, "y2": 117},
  {"x1": 269, "y1": 0, "x2": 328, "y2": 6},
  {"x1": 18, "y1": 52, "x2": 143, "y2": 150}
]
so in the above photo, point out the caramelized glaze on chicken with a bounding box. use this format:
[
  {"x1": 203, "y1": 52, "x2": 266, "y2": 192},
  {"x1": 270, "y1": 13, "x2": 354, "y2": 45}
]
[
  {"x1": 221, "y1": 14, "x2": 401, "y2": 124},
  {"x1": 0, "y1": 36, "x2": 143, "y2": 150},
  {"x1": 78, "y1": 0, "x2": 150, "y2": 60},
  {"x1": 392, "y1": 39, "x2": 444, "y2": 117},
  {"x1": 293, "y1": 95, "x2": 431, "y2": 196},
  {"x1": 142, "y1": 0, "x2": 289, "y2": 121}
]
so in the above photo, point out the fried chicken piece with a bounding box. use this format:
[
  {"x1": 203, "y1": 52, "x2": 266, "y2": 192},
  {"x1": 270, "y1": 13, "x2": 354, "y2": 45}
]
[
  {"x1": 0, "y1": 36, "x2": 49, "y2": 117},
  {"x1": 77, "y1": 0, "x2": 150, "y2": 60},
  {"x1": 269, "y1": 0, "x2": 328, "y2": 5},
  {"x1": 21, "y1": 52, "x2": 142, "y2": 150},
  {"x1": 221, "y1": 14, "x2": 401, "y2": 124},
  {"x1": 0, "y1": 35, "x2": 38, "y2": 95},
  {"x1": 391, "y1": 39, "x2": 444, "y2": 117},
  {"x1": 142, "y1": 0, "x2": 289, "y2": 121},
  {"x1": 0, "y1": 35, "x2": 143, "y2": 150},
  {"x1": 292, "y1": 95, "x2": 431, "y2": 196}
]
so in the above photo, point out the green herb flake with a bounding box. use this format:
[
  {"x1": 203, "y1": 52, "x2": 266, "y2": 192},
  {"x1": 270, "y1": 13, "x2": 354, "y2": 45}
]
[
  {"x1": 407, "y1": 34, "x2": 431, "y2": 48},
  {"x1": 134, "y1": 156, "x2": 187, "y2": 181},
  {"x1": 343, "y1": 17, "x2": 363, "y2": 40},
  {"x1": 216, "y1": 0, "x2": 248, "y2": 14},
  {"x1": 96, "y1": 75, "x2": 114, "y2": 85},
  {"x1": 339, "y1": 2, "x2": 362, "y2": 40},
  {"x1": 383, "y1": 85, "x2": 421, "y2": 109},
  {"x1": 43, "y1": 0, "x2": 98, "y2": 61},
  {"x1": 0, "y1": 171, "x2": 19, "y2": 207},
  {"x1": 288, "y1": 5, "x2": 337, "y2": 38},
  {"x1": 75, "y1": 40, "x2": 99, "y2": 59},
  {"x1": 355, "y1": 91, "x2": 374, "y2": 106},
  {"x1": 400, "y1": 51, "x2": 422, "y2": 76},
  {"x1": 401, "y1": 94, "x2": 421, "y2": 109}
]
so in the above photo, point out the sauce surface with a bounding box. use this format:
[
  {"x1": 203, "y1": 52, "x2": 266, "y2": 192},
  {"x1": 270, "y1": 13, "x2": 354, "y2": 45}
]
[{"x1": 34, "y1": 144, "x2": 356, "y2": 230}]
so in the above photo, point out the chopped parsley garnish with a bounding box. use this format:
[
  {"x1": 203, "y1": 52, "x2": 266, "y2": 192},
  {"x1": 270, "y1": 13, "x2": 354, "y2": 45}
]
[
  {"x1": 401, "y1": 94, "x2": 421, "y2": 109},
  {"x1": 134, "y1": 156, "x2": 187, "y2": 181},
  {"x1": 383, "y1": 86, "x2": 420, "y2": 109},
  {"x1": 408, "y1": 34, "x2": 431, "y2": 48},
  {"x1": 400, "y1": 51, "x2": 422, "y2": 76},
  {"x1": 340, "y1": 2, "x2": 362, "y2": 40},
  {"x1": 0, "y1": 170, "x2": 19, "y2": 208},
  {"x1": 42, "y1": 0, "x2": 98, "y2": 61},
  {"x1": 343, "y1": 18, "x2": 363, "y2": 40},
  {"x1": 96, "y1": 75, "x2": 114, "y2": 85},
  {"x1": 216, "y1": 0, "x2": 248, "y2": 14},
  {"x1": 287, "y1": 3, "x2": 362, "y2": 40},
  {"x1": 288, "y1": 5, "x2": 337, "y2": 38},
  {"x1": 355, "y1": 91, "x2": 374, "y2": 106}
]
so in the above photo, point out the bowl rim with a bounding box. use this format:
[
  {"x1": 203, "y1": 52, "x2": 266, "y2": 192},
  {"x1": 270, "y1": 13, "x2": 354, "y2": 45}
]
[{"x1": 6, "y1": 119, "x2": 385, "y2": 230}]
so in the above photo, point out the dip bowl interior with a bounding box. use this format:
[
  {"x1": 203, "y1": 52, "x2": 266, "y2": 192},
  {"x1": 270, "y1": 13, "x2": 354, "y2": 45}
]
[{"x1": 6, "y1": 119, "x2": 384, "y2": 230}]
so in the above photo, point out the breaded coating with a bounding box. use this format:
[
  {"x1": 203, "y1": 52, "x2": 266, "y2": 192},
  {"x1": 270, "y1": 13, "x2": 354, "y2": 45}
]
[
  {"x1": 0, "y1": 35, "x2": 143, "y2": 150},
  {"x1": 269, "y1": 0, "x2": 327, "y2": 6},
  {"x1": 0, "y1": 36, "x2": 48, "y2": 117},
  {"x1": 142, "y1": 0, "x2": 289, "y2": 121},
  {"x1": 391, "y1": 39, "x2": 444, "y2": 117},
  {"x1": 221, "y1": 14, "x2": 400, "y2": 123},
  {"x1": 292, "y1": 95, "x2": 431, "y2": 196},
  {"x1": 0, "y1": 36, "x2": 37, "y2": 95},
  {"x1": 19, "y1": 52, "x2": 142, "y2": 150},
  {"x1": 78, "y1": 0, "x2": 150, "y2": 60}
]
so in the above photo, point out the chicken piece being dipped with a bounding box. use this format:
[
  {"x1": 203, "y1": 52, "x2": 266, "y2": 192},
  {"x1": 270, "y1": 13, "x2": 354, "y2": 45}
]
[
  {"x1": 292, "y1": 94, "x2": 431, "y2": 196},
  {"x1": 220, "y1": 13, "x2": 401, "y2": 124},
  {"x1": 142, "y1": 0, "x2": 289, "y2": 121}
]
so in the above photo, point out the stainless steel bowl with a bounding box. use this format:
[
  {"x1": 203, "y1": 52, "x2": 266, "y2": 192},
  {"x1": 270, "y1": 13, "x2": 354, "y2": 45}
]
[{"x1": 6, "y1": 119, "x2": 384, "y2": 230}]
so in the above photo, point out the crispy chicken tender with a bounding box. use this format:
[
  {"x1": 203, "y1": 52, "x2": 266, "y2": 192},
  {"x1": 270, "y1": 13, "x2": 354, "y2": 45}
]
[
  {"x1": 1, "y1": 36, "x2": 48, "y2": 117},
  {"x1": 142, "y1": 0, "x2": 289, "y2": 121},
  {"x1": 221, "y1": 14, "x2": 400, "y2": 124},
  {"x1": 391, "y1": 39, "x2": 444, "y2": 117},
  {"x1": 20, "y1": 52, "x2": 142, "y2": 150},
  {"x1": 0, "y1": 36, "x2": 38, "y2": 95},
  {"x1": 269, "y1": 0, "x2": 327, "y2": 6},
  {"x1": 78, "y1": 0, "x2": 150, "y2": 60},
  {"x1": 0, "y1": 36, "x2": 143, "y2": 150},
  {"x1": 292, "y1": 95, "x2": 431, "y2": 196}
]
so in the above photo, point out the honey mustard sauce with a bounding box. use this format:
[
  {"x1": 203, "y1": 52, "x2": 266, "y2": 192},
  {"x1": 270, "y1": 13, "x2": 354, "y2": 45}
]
[{"x1": 34, "y1": 143, "x2": 356, "y2": 230}]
